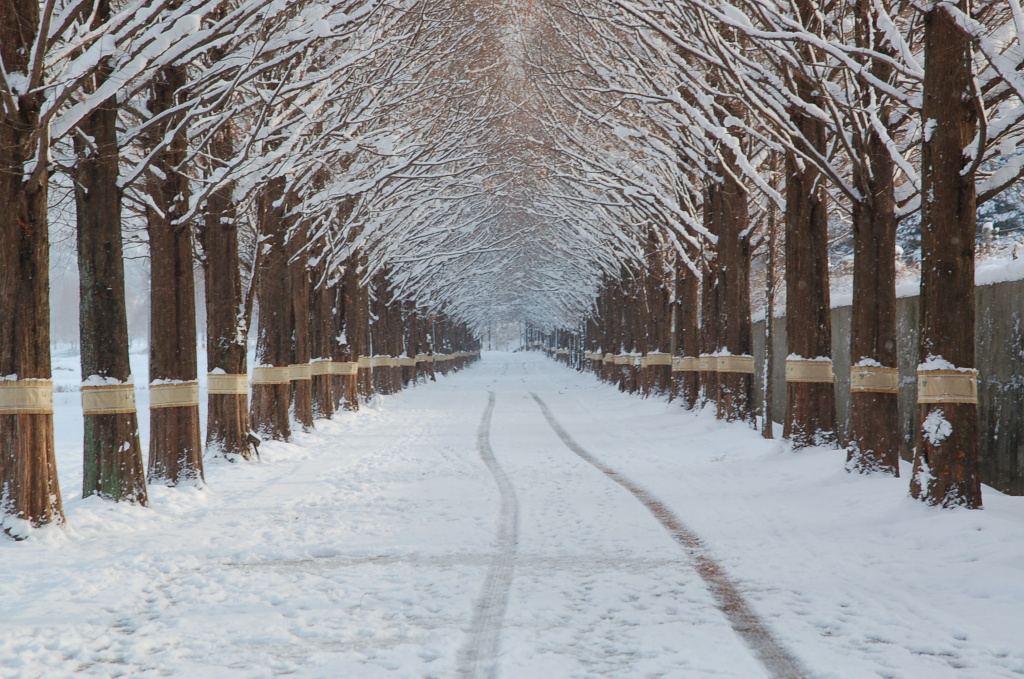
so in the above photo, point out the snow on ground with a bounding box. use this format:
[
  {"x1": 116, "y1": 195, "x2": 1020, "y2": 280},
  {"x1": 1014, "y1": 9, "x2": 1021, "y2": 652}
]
[{"x1": 3, "y1": 351, "x2": 1024, "y2": 678}]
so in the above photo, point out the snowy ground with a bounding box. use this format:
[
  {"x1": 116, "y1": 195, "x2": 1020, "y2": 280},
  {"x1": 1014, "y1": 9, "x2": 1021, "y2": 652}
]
[{"x1": 3, "y1": 351, "x2": 1023, "y2": 679}]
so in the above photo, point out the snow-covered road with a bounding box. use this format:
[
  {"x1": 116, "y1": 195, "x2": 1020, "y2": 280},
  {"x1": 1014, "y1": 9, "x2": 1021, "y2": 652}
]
[{"x1": 3, "y1": 352, "x2": 1023, "y2": 679}]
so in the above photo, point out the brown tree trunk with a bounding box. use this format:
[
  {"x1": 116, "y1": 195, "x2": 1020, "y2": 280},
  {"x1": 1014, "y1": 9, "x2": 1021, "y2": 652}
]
[
  {"x1": 585, "y1": 305, "x2": 600, "y2": 376},
  {"x1": 762, "y1": 198, "x2": 779, "y2": 439},
  {"x1": 675, "y1": 264, "x2": 701, "y2": 409},
  {"x1": 371, "y1": 271, "x2": 398, "y2": 395},
  {"x1": 845, "y1": 0, "x2": 899, "y2": 474},
  {"x1": 74, "y1": 22, "x2": 148, "y2": 500},
  {"x1": 601, "y1": 282, "x2": 619, "y2": 384},
  {"x1": 146, "y1": 61, "x2": 203, "y2": 486},
  {"x1": 388, "y1": 291, "x2": 405, "y2": 392},
  {"x1": 310, "y1": 268, "x2": 335, "y2": 420},
  {"x1": 419, "y1": 316, "x2": 436, "y2": 383},
  {"x1": 700, "y1": 188, "x2": 720, "y2": 409},
  {"x1": 199, "y1": 122, "x2": 251, "y2": 460},
  {"x1": 0, "y1": 0, "x2": 64, "y2": 535},
  {"x1": 715, "y1": 161, "x2": 755, "y2": 424},
  {"x1": 356, "y1": 261, "x2": 374, "y2": 399},
  {"x1": 847, "y1": 17, "x2": 897, "y2": 473},
  {"x1": 344, "y1": 258, "x2": 366, "y2": 406},
  {"x1": 348, "y1": 258, "x2": 372, "y2": 401},
  {"x1": 782, "y1": 83, "x2": 837, "y2": 448},
  {"x1": 288, "y1": 228, "x2": 313, "y2": 430},
  {"x1": 250, "y1": 178, "x2": 292, "y2": 441},
  {"x1": 910, "y1": 1, "x2": 981, "y2": 508},
  {"x1": 402, "y1": 302, "x2": 418, "y2": 388},
  {"x1": 334, "y1": 270, "x2": 360, "y2": 411},
  {"x1": 643, "y1": 234, "x2": 673, "y2": 396},
  {"x1": 327, "y1": 280, "x2": 347, "y2": 412},
  {"x1": 616, "y1": 280, "x2": 629, "y2": 391},
  {"x1": 624, "y1": 267, "x2": 643, "y2": 395}
]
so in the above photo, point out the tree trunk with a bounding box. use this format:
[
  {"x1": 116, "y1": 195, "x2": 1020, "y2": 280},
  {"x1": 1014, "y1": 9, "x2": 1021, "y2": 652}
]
[
  {"x1": 145, "y1": 61, "x2": 203, "y2": 485},
  {"x1": 632, "y1": 269, "x2": 644, "y2": 393},
  {"x1": 333, "y1": 273, "x2": 359, "y2": 411},
  {"x1": 910, "y1": 1, "x2": 981, "y2": 508},
  {"x1": 420, "y1": 316, "x2": 436, "y2": 383},
  {"x1": 250, "y1": 178, "x2": 292, "y2": 441},
  {"x1": 715, "y1": 161, "x2": 755, "y2": 424},
  {"x1": 310, "y1": 268, "x2": 335, "y2": 420},
  {"x1": 700, "y1": 187, "x2": 720, "y2": 409},
  {"x1": 845, "y1": 0, "x2": 899, "y2": 474},
  {"x1": 356, "y1": 260, "x2": 374, "y2": 399},
  {"x1": 387, "y1": 290, "x2": 405, "y2": 392},
  {"x1": 762, "y1": 198, "x2": 779, "y2": 439},
  {"x1": 402, "y1": 302, "x2": 418, "y2": 388},
  {"x1": 288, "y1": 228, "x2": 314, "y2": 430},
  {"x1": 199, "y1": 124, "x2": 251, "y2": 459},
  {"x1": 782, "y1": 87, "x2": 837, "y2": 448},
  {"x1": 643, "y1": 234, "x2": 673, "y2": 396},
  {"x1": 675, "y1": 265, "x2": 700, "y2": 409},
  {"x1": 74, "y1": 23, "x2": 148, "y2": 500},
  {"x1": 0, "y1": 0, "x2": 64, "y2": 535}
]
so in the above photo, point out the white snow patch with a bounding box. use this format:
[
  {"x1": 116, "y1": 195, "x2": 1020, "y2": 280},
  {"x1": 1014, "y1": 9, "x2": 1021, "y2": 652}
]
[
  {"x1": 914, "y1": 459, "x2": 935, "y2": 496},
  {"x1": 923, "y1": 409, "x2": 954, "y2": 446},
  {"x1": 81, "y1": 374, "x2": 134, "y2": 386},
  {"x1": 918, "y1": 356, "x2": 973, "y2": 371}
]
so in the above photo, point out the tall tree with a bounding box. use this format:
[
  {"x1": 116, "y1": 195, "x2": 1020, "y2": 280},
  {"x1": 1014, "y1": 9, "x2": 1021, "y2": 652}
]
[
  {"x1": 713, "y1": 151, "x2": 755, "y2": 424},
  {"x1": 674, "y1": 264, "x2": 701, "y2": 409},
  {"x1": 74, "y1": 0, "x2": 148, "y2": 501},
  {"x1": 781, "y1": 0, "x2": 837, "y2": 448},
  {"x1": 846, "y1": 0, "x2": 901, "y2": 474},
  {"x1": 251, "y1": 177, "x2": 293, "y2": 440},
  {"x1": 288, "y1": 225, "x2": 314, "y2": 430},
  {"x1": 0, "y1": 0, "x2": 64, "y2": 535},
  {"x1": 199, "y1": 117, "x2": 251, "y2": 459},
  {"x1": 910, "y1": 0, "x2": 982, "y2": 508},
  {"x1": 145, "y1": 36, "x2": 203, "y2": 485}
]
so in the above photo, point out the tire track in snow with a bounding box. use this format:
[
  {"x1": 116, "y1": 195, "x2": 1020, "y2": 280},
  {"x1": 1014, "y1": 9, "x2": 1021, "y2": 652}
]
[
  {"x1": 456, "y1": 391, "x2": 518, "y2": 679},
  {"x1": 530, "y1": 392, "x2": 812, "y2": 679}
]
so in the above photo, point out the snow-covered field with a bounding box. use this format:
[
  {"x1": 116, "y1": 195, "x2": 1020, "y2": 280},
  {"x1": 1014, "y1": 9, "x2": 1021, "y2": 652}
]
[{"x1": 2, "y1": 351, "x2": 1023, "y2": 678}]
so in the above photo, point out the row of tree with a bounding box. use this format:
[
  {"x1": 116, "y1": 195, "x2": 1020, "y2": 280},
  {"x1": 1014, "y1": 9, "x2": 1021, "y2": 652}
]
[
  {"x1": 513, "y1": 0, "x2": 1024, "y2": 510},
  {"x1": 0, "y1": 0, "x2": 486, "y2": 538},
  {"x1": 4, "y1": 0, "x2": 1024, "y2": 539}
]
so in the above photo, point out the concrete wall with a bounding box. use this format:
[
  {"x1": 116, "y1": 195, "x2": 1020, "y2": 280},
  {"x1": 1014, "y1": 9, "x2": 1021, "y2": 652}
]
[{"x1": 752, "y1": 279, "x2": 1024, "y2": 495}]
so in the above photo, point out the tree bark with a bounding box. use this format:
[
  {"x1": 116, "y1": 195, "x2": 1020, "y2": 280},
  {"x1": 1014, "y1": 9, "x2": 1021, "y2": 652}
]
[
  {"x1": 74, "y1": 13, "x2": 148, "y2": 499},
  {"x1": 782, "y1": 87, "x2": 837, "y2": 448},
  {"x1": 355, "y1": 260, "x2": 374, "y2": 399},
  {"x1": 0, "y1": 0, "x2": 64, "y2": 535},
  {"x1": 145, "y1": 56, "x2": 203, "y2": 485},
  {"x1": 310, "y1": 267, "x2": 335, "y2": 420},
  {"x1": 910, "y1": 1, "x2": 981, "y2": 508},
  {"x1": 844, "y1": 0, "x2": 899, "y2": 474},
  {"x1": 402, "y1": 302, "x2": 419, "y2": 388},
  {"x1": 288, "y1": 227, "x2": 314, "y2": 430},
  {"x1": 643, "y1": 234, "x2": 673, "y2": 396},
  {"x1": 199, "y1": 122, "x2": 251, "y2": 459},
  {"x1": 715, "y1": 161, "x2": 755, "y2": 424},
  {"x1": 700, "y1": 187, "x2": 720, "y2": 409},
  {"x1": 250, "y1": 178, "x2": 292, "y2": 441},
  {"x1": 675, "y1": 264, "x2": 700, "y2": 409},
  {"x1": 334, "y1": 270, "x2": 359, "y2": 411},
  {"x1": 623, "y1": 267, "x2": 642, "y2": 395},
  {"x1": 762, "y1": 197, "x2": 779, "y2": 439}
]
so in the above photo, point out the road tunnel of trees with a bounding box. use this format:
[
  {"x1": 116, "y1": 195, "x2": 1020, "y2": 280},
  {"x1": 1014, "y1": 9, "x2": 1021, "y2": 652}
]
[{"x1": 2, "y1": 0, "x2": 1024, "y2": 537}]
